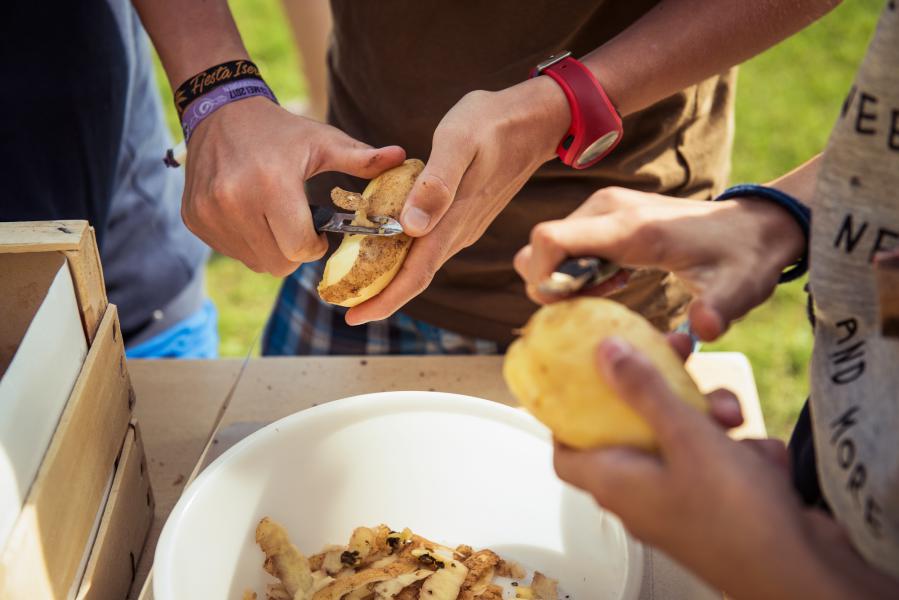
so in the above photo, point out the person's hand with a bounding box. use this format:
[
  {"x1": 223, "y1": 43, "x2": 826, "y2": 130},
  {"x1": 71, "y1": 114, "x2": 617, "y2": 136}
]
[
  {"x1": 181, "y1": 97, "x2": 406, "y2": 276},
  {"x1": 513, "y1": 187, "x2": 805, "y2": 340},
  {"x1": 552, "y1": 337, "x2": 890, "y2": 600},
  {"x1": 343, "y1": 76, "x2": 570, "y2": 325}
]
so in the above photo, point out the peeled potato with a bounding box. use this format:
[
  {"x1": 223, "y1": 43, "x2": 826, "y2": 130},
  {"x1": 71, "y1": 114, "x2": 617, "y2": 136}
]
[
  {"x1": 318, "y1": 159, "x2": 424, "y2": 307},
  {"x1": 503, "y1": 297, "x2": 706, "y2": 450}
]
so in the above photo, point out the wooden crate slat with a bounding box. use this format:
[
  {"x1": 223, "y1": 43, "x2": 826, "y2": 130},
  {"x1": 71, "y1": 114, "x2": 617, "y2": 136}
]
[
  {"x1": 77, "y1": 422, "x2": 154, "y2": 600},
  {"x1": 0, "y1": 306, "x2": 133, "y2": 599}
]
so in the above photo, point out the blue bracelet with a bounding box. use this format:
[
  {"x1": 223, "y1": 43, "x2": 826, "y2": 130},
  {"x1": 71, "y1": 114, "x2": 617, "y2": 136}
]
[{"x1": 714, "y1": 184, "x2": 811, "y2": 283}]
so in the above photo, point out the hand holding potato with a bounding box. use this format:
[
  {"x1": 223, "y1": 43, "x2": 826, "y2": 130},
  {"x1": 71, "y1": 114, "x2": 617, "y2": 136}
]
[
  {"x1": 181, "y1": 97, "x2": 406, "y2": 276},
  {"x1": 342, "y1": 76, "x2": 571, "y2": 325},
  {"x1": 514, "y1": 187, "x2": 805, "y2": 341},
  {"x1": 551, "y1": 331, "x2": 896, "y2": 600}
]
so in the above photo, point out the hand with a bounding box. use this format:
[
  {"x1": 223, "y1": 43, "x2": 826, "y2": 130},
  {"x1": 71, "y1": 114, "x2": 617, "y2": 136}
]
[
  {"x1": 554, "y1": 338, "x2": 890, "y2": 600},
  {"x1": 181, "y1": 97, "x2": 406, "y2": 276},
  {"x1": 343, "y1": 76, "x2": 570, "y2": 324},
  {"x1": 514, "y1": 187, "x2": 805, "y2": 340}
]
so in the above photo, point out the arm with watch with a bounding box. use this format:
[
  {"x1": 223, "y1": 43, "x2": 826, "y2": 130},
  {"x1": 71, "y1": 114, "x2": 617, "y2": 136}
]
[
  {"x1": 133, "y1": 0, "x2": 835, "y2": 291},
  {"x1": 344, "y1": 0, "x2": 840, "y2": 326}
]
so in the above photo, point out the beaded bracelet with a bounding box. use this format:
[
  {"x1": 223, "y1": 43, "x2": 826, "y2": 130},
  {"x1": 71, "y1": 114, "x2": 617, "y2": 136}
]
[{"x1": 714, "y1": 184, "x2": 811, "y2": 283}]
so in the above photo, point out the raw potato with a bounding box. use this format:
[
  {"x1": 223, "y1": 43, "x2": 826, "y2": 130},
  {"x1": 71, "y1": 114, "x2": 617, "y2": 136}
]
[
  {"x1": 318, "y1": 159, "x2": 424, "y2": 307},
  {"x1": 503, "y1": 297, "x2": 706, "y2": 450}
]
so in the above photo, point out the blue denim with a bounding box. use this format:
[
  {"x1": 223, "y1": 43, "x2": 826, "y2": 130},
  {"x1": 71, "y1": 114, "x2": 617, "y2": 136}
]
[{"x1": 126, "y1": 300, "x2": 219, "y2": 359}]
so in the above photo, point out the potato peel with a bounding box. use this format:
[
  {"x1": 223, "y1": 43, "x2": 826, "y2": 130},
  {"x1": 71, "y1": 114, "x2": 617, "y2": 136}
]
[
  {"x1": 251, "y1": 522, "x2": 550, "y2": 600},
  {"x1": 255, "y1": 517, "x2": 313, "y2": 598}
]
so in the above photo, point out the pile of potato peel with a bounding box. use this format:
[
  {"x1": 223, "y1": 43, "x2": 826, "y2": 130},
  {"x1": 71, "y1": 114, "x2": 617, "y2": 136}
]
[{"x1": 245, "y1": 518, "x2": 559, "y2": 600}]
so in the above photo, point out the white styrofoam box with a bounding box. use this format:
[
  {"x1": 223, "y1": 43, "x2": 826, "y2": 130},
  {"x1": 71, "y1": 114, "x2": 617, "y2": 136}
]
[{"x1": 0, "y1": 252, "x2": 89, "y2": 549}]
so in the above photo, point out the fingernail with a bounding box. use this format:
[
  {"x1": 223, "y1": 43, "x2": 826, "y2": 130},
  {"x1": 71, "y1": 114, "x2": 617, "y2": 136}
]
[
  {"x1": 598, "y1": 336, "x2": 631, "y2": 371},
  {"x1": 344, "y1": 312, "x2": 367, "y2": 326},
  {"x1": 402, "y1": 206, "x2": 430, "y2": 234}
]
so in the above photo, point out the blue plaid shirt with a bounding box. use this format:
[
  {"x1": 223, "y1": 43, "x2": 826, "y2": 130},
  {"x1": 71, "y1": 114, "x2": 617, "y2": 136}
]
[{"x1": 263, "y1": 260, "x2": 502, "y2": 356}]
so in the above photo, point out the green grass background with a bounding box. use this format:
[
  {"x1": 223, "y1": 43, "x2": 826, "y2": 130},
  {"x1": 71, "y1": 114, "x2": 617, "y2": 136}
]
[{"x1": 153, "y1": 0, "x2": 884, "y2": 439}]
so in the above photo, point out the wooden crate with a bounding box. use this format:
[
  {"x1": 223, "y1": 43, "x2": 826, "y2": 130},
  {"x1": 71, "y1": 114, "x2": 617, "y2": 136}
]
[
  {"x1": 0, "y1": 304, "x2": 133, "y2": 599},
  {"x1": 77, "y1": 422, "x2": 154, "y2": 600},
  {"x1": 0, "y1": 220, "x2": 107, "y2": 343}
]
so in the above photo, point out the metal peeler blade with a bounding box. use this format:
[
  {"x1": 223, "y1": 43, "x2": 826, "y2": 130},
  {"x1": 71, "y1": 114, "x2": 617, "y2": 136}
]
[
  {"x1": 312, "y1": 206, "x2": 404, "y2": 236},
  {"x1": 537, "y1": 256, "x2": 623, "y2": 296}
]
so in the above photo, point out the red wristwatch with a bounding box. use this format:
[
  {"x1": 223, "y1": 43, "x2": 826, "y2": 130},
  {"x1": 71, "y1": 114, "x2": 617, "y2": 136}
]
[{"x1": 531, "y1": 51, "x2": 623, "y2": 169}]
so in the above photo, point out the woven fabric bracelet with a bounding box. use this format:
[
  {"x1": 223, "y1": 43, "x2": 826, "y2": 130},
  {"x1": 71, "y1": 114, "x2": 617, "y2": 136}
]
[
  {"x1": 180, "y1": 78, "x2": 278, "y2": 143},
  {"x1": 714, "y1": 184, "x2": 811, "y2": 283},
  {"x1": 174, "y1": 59, "x2": 263, "y2": 117}
]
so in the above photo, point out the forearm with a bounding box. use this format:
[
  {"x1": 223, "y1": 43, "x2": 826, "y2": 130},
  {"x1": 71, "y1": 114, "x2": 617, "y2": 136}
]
[
  {"x1": 131, "y1": 0, "x2": 249, "y2": 89},
  {"x1": 720, "y1": 512, "x2": 899, "y2": 600},
  {"x1": 767, "y1": 154, "x2": 821, "y2": 208},
  {"x1": 727, "y1": 154, "x2": 822, "y2": 271},
  {"x1": 583, "y1": 0, "x2": 840, "y2": 116}
]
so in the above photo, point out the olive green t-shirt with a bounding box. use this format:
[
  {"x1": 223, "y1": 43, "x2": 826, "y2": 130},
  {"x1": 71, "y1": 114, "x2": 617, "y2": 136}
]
[{"x1": 311, "y1": 0, "x2": 735, "y2": 343}]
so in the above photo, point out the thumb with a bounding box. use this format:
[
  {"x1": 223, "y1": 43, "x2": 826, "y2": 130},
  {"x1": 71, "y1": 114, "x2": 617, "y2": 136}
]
[
  {"x1": 597, "y1": 337, "x2": 711, "y2": 454},
  {"x1": 312, "y1": 128, "x2": 406, "y2": 179},
  {"x1": 688, "y1": 270, "x2": 778, "y2": 341},
  {"x1": 400, "y1": 136, "x2": 471, "y2": 237},
  {"x1": 687, "y1": 299, "x2": 727, "y2": 342}
]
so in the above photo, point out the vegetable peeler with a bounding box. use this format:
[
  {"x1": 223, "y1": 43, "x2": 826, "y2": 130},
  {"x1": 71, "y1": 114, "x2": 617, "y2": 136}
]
[
  {"x1": 537, "y1": 256, "x2": 623, "y2": 296},
  {"x1": 312, "y1": 205, "x2": 404, "y2": 237}
]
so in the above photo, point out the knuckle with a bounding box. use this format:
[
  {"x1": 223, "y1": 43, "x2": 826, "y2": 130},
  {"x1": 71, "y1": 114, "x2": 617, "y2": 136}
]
[
  {"x1": 183, "y1": 197, "x2": 207, "y2": 227},
  {"x1": 461, "y1": 89, "x2": 490, "y2": 105},
  {"x1": 180, "y1": 200, "x2": 195, "y2": 229},
  {"x1": 459, "y1": 234, "x2": 479, "y2": 251},
  {"x1": 250, "y1": 166, "x2": 278, "y2": 193},
  {"x1": 210, "y1": 177, "x2": 241, "y2": 208},
  {"x1": 409, "y1": 270, "x2": 435, "y2": 294},
  {"x1": 630, "y1": 220, "x2": 668, "y2": 263},
  {"x1": 294, "y1": 248, "x2": 324, "y2": 263},
  {"x1": 590, "y1": 187, "x2": 618, "y2": 207},
  {"x1": 659, "y1": 418, "x2": 693, "y2": 450},
  {"x1": 530, "y1": 222, "x2": 561, "y2": 249},
  {"x1": 243, "y1": 258, "x2": 265, "y2": 274},
  {"x1": 433, "y1": 122, "x2": 473, "y2": 147},
  {"x1": 512, "y1": 248, "x2": 527, "y2": 273},
  {"x1": 270, "y1": 261, "x2": 298, "y2": 278}
]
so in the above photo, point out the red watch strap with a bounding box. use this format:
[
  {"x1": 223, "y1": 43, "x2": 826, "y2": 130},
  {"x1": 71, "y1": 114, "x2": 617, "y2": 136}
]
[{"x1": 537, "y1": 56, "x2": 622, "y2": 168}]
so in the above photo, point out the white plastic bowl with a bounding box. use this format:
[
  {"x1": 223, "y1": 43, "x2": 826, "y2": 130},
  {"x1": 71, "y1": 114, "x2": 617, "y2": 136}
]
[{"x1": 155, "y1": 392, "x2": 643, "y2": 599}]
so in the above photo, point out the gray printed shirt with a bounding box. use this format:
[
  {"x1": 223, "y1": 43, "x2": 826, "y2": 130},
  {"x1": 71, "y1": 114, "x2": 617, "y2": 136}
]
[{"x1": 808, "y1": 0, "x2": 899, "y2": 578}]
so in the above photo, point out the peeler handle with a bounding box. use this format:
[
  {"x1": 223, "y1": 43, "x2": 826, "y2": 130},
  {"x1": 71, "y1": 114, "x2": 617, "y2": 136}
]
[
  {"x1": 556, "y1": 256, "x2": 621, "y2": 285},
  {"x1": 537, "y1": 256, "x2": 623, "y2": 296},
  {"x1": 311, "y1": 205, "x2": 334, "y2": 233}
]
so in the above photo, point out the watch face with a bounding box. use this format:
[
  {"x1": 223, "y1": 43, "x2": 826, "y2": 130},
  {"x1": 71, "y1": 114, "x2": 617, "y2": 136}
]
[{"x1": 575, "y1": 131, "x2": 620, "y2": 168}]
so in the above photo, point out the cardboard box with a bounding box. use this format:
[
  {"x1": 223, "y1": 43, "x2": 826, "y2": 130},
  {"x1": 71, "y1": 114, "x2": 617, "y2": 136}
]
[
  {"x1": 0, "y1": 221, "x2": 107, "y2": 343},
  {"x1": 0, "y1": 252, "x2": 89, "y2": 548},
  {"x1": 77, "y1": 422, "x2": 154, "y2": 600},
  {"x1": 0, "y1": 306, "x2": 133, "y2": 599}
]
